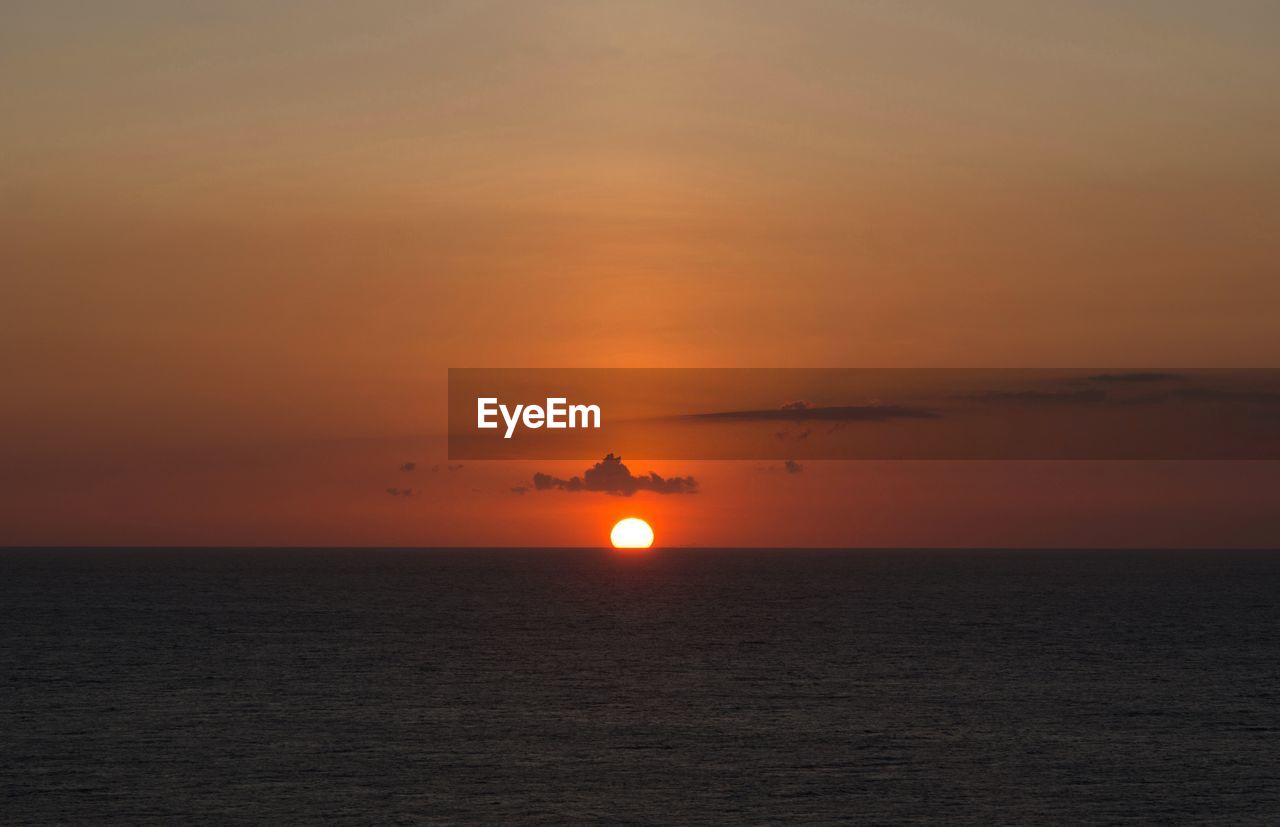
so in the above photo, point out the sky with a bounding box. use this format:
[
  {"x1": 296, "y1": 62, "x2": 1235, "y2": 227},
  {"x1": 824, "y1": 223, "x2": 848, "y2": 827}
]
[{"x1": 2, "y1": 1, "x2": 1279, "y2": 546}]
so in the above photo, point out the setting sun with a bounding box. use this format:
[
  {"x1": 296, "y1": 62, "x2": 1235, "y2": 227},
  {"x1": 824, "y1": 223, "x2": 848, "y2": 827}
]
[{"x1": 610, "y1": 518, "x2": 654, "y2": 549}]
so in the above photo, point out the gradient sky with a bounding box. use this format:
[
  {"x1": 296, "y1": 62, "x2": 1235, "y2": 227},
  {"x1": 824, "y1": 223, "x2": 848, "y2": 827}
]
[{"x1": 3, "y1": 1, "x2": 1279, "y2": 546}]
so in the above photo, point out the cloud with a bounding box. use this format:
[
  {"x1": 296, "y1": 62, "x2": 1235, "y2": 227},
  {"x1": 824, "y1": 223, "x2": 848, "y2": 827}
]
[
  {"x1": 386, "y1": 487, "x2": 416, "y2": 497},
  {"x1": 399, "y1": 461, "x2": 416, "y2": 472},
  {"x1": 965, "y1": 389, "x2": 1109, "y2": 404},
  {"x1": 753, "y1": 460, "x2": 805, "y2": 474},
  {"x1": 531, "y1": 453, "x2": 698, "y2": 496},
  {"x1": 967, "y1": 373, "x2": 1280, "y2": 407},
  {"x1": 511, "y1": 485, "x2": 529, "y2": 495},
  {"x1": 1082, "y1": 372, "x2": 1185, "y2": 384},
  {"x1": 1165, "y1": 388, "x2": 1280, "y2": 403},
  {"x1": 686, "y1": 403, "x2": 939, "y2": 422}
]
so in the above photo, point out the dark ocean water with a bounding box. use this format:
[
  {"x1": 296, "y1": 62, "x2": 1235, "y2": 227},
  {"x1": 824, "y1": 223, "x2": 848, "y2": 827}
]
[{"x1": 3, "y1": 548, "x2": 1279, "y2": 825}]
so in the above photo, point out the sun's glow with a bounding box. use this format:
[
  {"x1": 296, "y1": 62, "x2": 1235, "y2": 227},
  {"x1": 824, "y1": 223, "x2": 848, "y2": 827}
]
[{"x1": 610, "y1": 517, "x2": 654, "y2": 549}]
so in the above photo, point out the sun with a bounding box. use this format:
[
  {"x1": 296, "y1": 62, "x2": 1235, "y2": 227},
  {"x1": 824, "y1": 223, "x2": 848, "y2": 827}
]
[{"x1": 610, "y1": 517, "x2": 654, "y2": 549}]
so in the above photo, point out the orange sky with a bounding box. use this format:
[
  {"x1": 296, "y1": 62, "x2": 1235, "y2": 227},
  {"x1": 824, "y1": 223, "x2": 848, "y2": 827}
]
[{"x1": 2, "y1": 2, "x2": 1279, "y2": 546}]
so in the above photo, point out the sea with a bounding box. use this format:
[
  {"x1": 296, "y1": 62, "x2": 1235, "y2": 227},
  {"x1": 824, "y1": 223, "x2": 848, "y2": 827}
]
[{"x1": 3, "y1": 548, "x2": 1279, "y2": 824}]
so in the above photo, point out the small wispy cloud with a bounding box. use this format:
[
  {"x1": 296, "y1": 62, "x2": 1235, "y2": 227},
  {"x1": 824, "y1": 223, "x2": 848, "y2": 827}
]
[
  {"x1": 1166, "y1": 388, "x2": 1280, "y2": 403},
  {"x1": 963, "y1": 389, "x2": 1109, "y2": 404},
  {"x1": 684, "y1": 402, "x2": 939, "y2": 422},
  {"x1": 1081, "y1": 372, "x2": 1185, "y2": 384}
]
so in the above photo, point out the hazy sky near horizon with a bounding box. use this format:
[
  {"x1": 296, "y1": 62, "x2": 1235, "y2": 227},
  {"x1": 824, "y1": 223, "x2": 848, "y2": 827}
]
[{"x1": 3, "y1": 1, "x2": 1279, "y2": 545}]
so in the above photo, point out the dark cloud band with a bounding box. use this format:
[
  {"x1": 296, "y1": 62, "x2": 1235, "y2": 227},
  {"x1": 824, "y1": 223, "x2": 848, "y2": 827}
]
[{"x1": 531, "y1": 454, "x2": 697, "y2": 496}]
